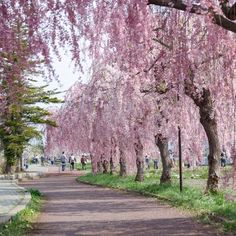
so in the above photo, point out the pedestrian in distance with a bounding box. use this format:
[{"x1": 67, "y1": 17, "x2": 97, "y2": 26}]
[
  {"x1": 81, "y1": 155, "x2": 87, "y2": 170},
  {"x1": 61, "y1": 151, "x2": 67, "y2": 171},
  {"x1": 50, "y1": 156, "x2": 54, "y2": 165},
  {"x1": 221, "y1": 152, "x2": 226, "y2": 167},
  {"x1": 153, "y1": 158, "x2": 159, "y2": 170},
  {"x1": 24, "y1": 157, "x2": 29, "y2": 170},
  {"x1": 69, "y1": 153, "x2": 76, "y2": 170},
  {"x1": 40, "y1": 156, "x2": 45, "y2": 166},
  {"x1": 145, "y1": 155, "x2": 150, "y2": 170}
]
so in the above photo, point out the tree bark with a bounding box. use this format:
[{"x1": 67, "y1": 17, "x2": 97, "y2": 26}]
[
  {"x1": 135, "y1": 158, "x2": 144, "y2": 182},
  {"x1": 110, "y1": 138, "x2": 116, "y2": 175},
  {"x1": 15, "y1": 151, "x2": 23, "y2": 173},
  {"x1": 3, "y1": 141, "x2": 15, "y2": 174},
  {"x1": 155, "y1": 134, "x2": 172, "y2": 184},
  {"x1": 220, "y1": 1, "x2": 236, "y2": 21},
  {"x1": 97, "y1": 160, "x2": 103, "y2": 173},
  {"x1": 110, "y1": 156, "x2": 114, "y2": 175},
  {"x1": 4, "y1": 162, "x2": 12, "y2": 174},
  {"x1": 134, "y1": 139, "x2": 144, "y2": 182},
  {"x1": 185, "y1": 79, "x2": 221, "y2": 192},
  {"x1": 119, "y1": 150, "x2": 127, "y2": 177},
  {"x1": 91, "y1": 154, "x2": 97, "y2": 174},
  {"x1": 102, "y1": 159, "x2": 109, "y2": 174},
  {"x1": 198, "y1": 91, "x2": 221, "y2": 193}
]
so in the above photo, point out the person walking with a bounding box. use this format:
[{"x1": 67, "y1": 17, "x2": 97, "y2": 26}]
[
  {"x1": 81, "y1": 155, "x2": 87, "y2": 170},
  {"x1": 70, "y1": 153, "x2": 76, "y2": 170},
  {"x1": 145, "y1": 155, "x2": 150, "y2": 170},
  {"x1": 50, "y1": 156, "x2": 55, "y2": 165},
  {"x1": 24, "y1": 157, "x2": 29, "y2": 170},
  {"x1": 221, "y1": 152, "x2": 226, "y2": 167},
  {"x1": 40, "y1": 156, "x2": 45, "y2": 166},
  {"x1": 153, "y1": 158, "x2": 159, "y2": 170},
  {"x1": 61, "y1": 152, "x2": 67, "y2": 171}
]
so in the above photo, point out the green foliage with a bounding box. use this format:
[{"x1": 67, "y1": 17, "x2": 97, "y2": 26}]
[
  {"x1": 0, "y1": 75, "x2": 62, "y2": 172},
  {"x1": 0, "y1": 189, "x2": 42, "y2": 236},
  {"x1": 78, "y1": 172, "x2": 236, "y2": 232},
  {"x1": 0, "y1": 31, "x2": 62, "y2": 172}
]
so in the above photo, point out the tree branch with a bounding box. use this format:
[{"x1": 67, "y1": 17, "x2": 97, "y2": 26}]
[
  {"x1": 219, "y1": 0, "x2": 236, "y2": 21},
  {"x1": 148, "y1": 0, "x2": 208, "y2": 14},
  {"x1": 152, "y1": 38, "x2": 173, "y2": 50},
  {"x1": 148, "y1": 0, "x2": 236, "y2": 33}
]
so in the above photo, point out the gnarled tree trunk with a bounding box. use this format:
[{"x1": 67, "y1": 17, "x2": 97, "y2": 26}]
[
  {"x1": 198, "y1": 90, "x2": 221, "y2": 192},
  {"x1": 185, "y1": 78, "x2": 221, "y2": 192},
  {"x1": 155, "y1": 134, "x2": 172, "y2": 184},
  {"x1": 119, "y1": 150, "x2": 127, "y2": 177},
  {"x1": 134, "y1": 138, "x2": 144, "y2": 182}
]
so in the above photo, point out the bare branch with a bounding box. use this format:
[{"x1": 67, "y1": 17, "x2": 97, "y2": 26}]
[{"x1": 152, "y1": 38, "x2": 173, "y2": 50}]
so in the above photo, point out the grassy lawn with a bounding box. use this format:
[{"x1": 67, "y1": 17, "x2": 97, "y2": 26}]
[
  {"x1": 0, "y1": 189, "x2": 42, "y2": 236},
  {"x1": 78, "y1": 167, "x2": 236, "y2": 232},
  {"x1": 75, "y1": 162, "x2": 92, "y2": 171}
]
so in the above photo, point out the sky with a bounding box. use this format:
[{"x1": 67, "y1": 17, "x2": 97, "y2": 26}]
[
  {"x1": 44, "y1": 47, "x2": 92, "y2": 104},
  {"x1": 49, "y1": 55, "x2": 86, "y2": 98}
]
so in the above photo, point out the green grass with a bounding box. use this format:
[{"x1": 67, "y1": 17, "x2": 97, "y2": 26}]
[
  {"x1": 75, "y1": 162, "x2": 92, "y2": 171},
  {"x1": 78, "y1": 172, "x2": 236, "y2": 232},
  {"x1": 0, "y1": 189, "x2": 42, "y2": 236}
]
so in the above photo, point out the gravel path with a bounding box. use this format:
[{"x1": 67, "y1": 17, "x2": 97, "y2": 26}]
[{"x1": 19, "y1": 173, "x2": 232, "y2": 236}]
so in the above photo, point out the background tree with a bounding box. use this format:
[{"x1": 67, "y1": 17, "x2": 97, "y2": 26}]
[{"x1": 0, "y1": 74, "x2": 61, "y2": 173}]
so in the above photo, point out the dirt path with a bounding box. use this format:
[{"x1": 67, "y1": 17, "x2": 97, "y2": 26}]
[{"x1": 20, "y1": 173, "x2": 231, "y2": 236}]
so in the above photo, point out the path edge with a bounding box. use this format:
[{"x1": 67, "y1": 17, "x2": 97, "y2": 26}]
[{"x1": 0, "y1": 181, "x2": 31, "y2": 225}]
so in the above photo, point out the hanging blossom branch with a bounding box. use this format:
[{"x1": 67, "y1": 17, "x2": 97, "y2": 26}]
[{"x1": 148, "y1": 0, "x2": 236, "y2": 33}]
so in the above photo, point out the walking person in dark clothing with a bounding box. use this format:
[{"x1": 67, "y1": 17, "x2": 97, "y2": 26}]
[
  {"x1": 81, "y1": 155, "x2": 86, "y2": 170},
  {"x1": 153, "y1": 158, "x2": 159, "y2": 170},
  {"x1": 221, "y1": 152, "x2": 226, "y2": 167}
]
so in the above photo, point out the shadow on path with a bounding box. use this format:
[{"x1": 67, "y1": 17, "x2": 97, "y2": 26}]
[{"x1": 20, "y1": 173, "x2": 231, "y2": 236}]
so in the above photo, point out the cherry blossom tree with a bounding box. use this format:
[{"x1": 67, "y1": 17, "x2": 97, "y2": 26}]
[{"x1": 3, "y1": 0, "x2": 234, "y2": 192}]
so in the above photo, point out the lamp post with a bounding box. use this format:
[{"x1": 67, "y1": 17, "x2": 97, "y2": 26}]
[
  {"x1": 177, "y1": 90, "x2": 183, "y2": 192},
  {"x1": 178, "y1": 126, "x2": 183, "y2": 192}
]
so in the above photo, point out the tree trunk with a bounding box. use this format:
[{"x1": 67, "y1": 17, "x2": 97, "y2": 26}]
[
  {"x1": 91, "y1": 154, "x2": 97, "y2": 174},
  {"x1": 110, "y1": 157, "x2": 114, "y2": 175},
  {"x1": 134, "y1": 138, "x2": 144, "y2": 182},
  {"x1": 4, "y1": 162, "x2": 12, "y2": 174},
  {"x1": 119, "y1": 150, "x2": 127, "y2": 177},
  {"x1": 135, "y1": 158, "x2": 144, "y2": 182},
  {"x1": 97, "y1": 160, "x2": 103, "y2": 173},
  {"x1": 15, "y1": 158, "x2": 21, "y2": 173},
  {"x1": 102, "y1": 159, "x2": 109, "y2": 174},
  {"x1": 198, "y1": 91, "x2": 221, "y2": 192},
  {"x1": 15, "y1": 152, "x2": 23, "y2": 172},
  {"x1": 3, "y1": 142, "x2": 15, "y2": 174},
  {"x1": 185, "y1": 78, "x2": 221, "y2": 192},
  {"x1": 155, "y1": 134, "x2": 172, "y2": 184},
  {"x1": 110, "y1": 137, "x2": 117, "y2": 175}
]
